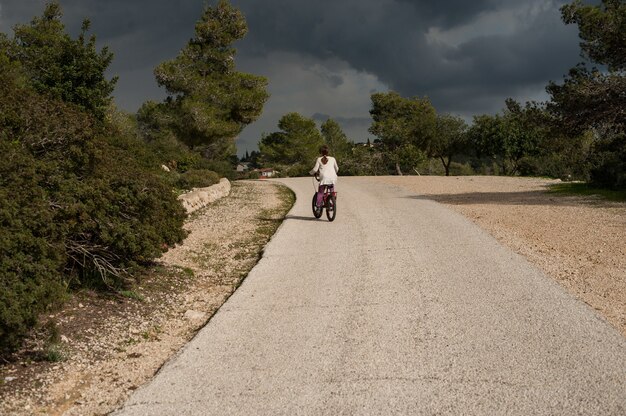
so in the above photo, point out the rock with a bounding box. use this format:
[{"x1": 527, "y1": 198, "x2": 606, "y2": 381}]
[
  {"x1": 178, "y1": 178, "x2": 231, "y2": 214},
  {"x1": 61, "y1": 335, "x2": 69, "y2": 343},
  {"x1": 4, "y1": 376, "x2": 16, "y2": 382}
]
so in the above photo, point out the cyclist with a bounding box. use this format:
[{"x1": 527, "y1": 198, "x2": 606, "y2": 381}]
[{"x1": 310, "y1": 145, "x2": 339, "y2": 208}]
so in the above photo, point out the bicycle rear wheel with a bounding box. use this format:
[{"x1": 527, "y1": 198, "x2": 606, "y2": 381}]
[
  {"x1": 325, "y1": 194, "x2": 336, "y2": 222},
  {"x1": 312, "y1": 193, "x2": 323, "y2": 218}
]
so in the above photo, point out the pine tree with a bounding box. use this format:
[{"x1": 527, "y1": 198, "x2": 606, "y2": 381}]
[{"x1": 152, "y1": 0, "x2": 269, "y2": 161}]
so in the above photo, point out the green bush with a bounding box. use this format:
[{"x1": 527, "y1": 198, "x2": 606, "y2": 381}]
[
  {"x1": 0, "y1": 59, "x2": 188, "y2": 355},
  {"x1": 196, "y1": 158, "x2": 236, "y2": 180},
  {"x1": 0, "y1": 142, "x2": 67, "y2": 353},
  {"x1": 61, "y1": 134, "x2": 188, "y2": 285},
  {"x1": 415, "y1": 159, "x2": 445, "y2": 175},
  {"x1": 177, "y1": 168, "x2": 220, "y2": 190},
  {"x1": 449, "y1": 162, "x2": 476, "y2": 176},
  {"x1": 145, "y1": 132, "x2": 202, "y2": 173},
  {"x1": 588, "y1": 136, "x2": 626, "y2": 189}
]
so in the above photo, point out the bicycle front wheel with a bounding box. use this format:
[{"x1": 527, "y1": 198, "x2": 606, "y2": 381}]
[
  {"x1": 312, "y1": 193, "x2": 323, "y2": 218},
  {"x1": 325, "y1": 194, "x2": 336, "y2": 222}
]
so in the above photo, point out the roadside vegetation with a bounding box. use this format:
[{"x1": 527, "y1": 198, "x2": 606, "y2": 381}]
[
  {"x1": 0, "y1": 0, "x2": 267, "y2": 356},
  {"x1": 548, "y1": 183, "x2": 626, "y2": 202},
  {"x1": 255, "y1": 0, "x2": 624, "y2": 192}
]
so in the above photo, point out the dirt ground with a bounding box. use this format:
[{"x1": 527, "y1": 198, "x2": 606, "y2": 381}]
[
  {"x1": 1, "y1": 176, "x2": 624, "y2": 415},
  {"x1": 373, "y1": 176, "x2": 626, "y2": 337}
]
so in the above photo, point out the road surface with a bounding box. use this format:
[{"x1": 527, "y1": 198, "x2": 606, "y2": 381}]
[{"x1": 114, "y1": 177, "x2": 626, "y2": 415}]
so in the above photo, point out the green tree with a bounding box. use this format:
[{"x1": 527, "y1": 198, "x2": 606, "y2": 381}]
[
  {"x1": 320, "y1": 118, "x2": 353, "y2": 160},
  {"x1": 467, "y1": 114, "x2": 507, "y2": 174},
  {"x1": 547, "y1": 0, "x2": 626, "y2": 188},
  {"x1": 468, "y1": 100, "x2": 542, "y2": 176},
  {"x1": 369, "y1": 92, "x2": 436, "y2": 175},
  {"x1": 429, "y1": 115, "x2": 469, "y2": 176},
  {"x1": 501, "y1": 99, "x2": 543, "y2": 174},
  {"x1": 9, "y1": 1, "x2": 117, "y2": 120},
  {"x1": 151, "y1": 0, "x2": 269, "y2": 161},
  {"x1": 562, "y1": 0, "x2": 626, "y2": 71},
  {"x1": 341, "y1": 145, "x2": 387, "y2": 176},
  {"x1": 259, "y1": 112, "x2": 323, "y2": 175}
]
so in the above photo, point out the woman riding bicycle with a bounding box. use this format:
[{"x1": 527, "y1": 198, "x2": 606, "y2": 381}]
[{"x1": 310, "y1": 145, "x2": 339, "y2": 208}]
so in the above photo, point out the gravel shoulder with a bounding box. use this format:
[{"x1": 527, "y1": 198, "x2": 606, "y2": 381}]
[{"x1": 372, "y1": 176, "x2": 626, "y2": 336}]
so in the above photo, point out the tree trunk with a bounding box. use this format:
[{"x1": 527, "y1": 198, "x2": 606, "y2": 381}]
[
  {"x1": 440, "y1": 156, "x2": 451, "y2": 176},
  {"x1": 395, "y1": 162, "x2": 403, "y2": 176}
]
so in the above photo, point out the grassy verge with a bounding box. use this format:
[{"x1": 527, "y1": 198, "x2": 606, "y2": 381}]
[{"x1": 548, "y1": 182, "x2": 626, "y2": 202}]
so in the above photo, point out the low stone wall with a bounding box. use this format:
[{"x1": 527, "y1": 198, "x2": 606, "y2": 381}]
[{"x1": 178, "y1": 178, "x2": 231, "y2": 214}]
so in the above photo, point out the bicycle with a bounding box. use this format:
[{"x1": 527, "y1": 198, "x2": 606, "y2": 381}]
[{"x1": 311, "y1": 175, "x2": 337, "y2": 222}]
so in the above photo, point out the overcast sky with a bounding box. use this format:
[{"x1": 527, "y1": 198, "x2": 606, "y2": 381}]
[{"x1": 0, "y1": 0, "x2": 583, "y2": 155}]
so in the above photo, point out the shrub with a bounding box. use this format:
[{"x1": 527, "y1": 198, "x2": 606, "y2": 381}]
[
  {"x1": 449, "y1": 162, "x2": 476, "y2": 176},
  {"x1": 415, "y1": 159, "x2": 445, "y2": 175},
  {"x1": 588, "y1": 137, "x2": 626, "y2": 189},
  {"x1": 61, "y1": 135, "x2": 188, "y2": 286},
  {"x1": 145, "y1": 132, "x2": 202, "y2": 173},
  {"x1": 0, "y1": 60, "x2": 188, "y2": 354},
  {"x1": 195, "y1": 158, "x2": 236, "y2": 180},
  {"x1": 0, "y1": 142, "x2": 67, "y2": 354},
  {"x1": 177, "y1": 169, "x2": 220, "y2": 190}
]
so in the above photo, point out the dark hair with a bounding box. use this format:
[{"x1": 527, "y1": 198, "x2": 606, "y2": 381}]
[{"x1": 320, "y1": 145, "x2": 329, "y2": 156}]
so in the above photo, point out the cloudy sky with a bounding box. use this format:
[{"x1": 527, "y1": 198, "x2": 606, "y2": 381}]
[{"x1": 0, "y1": 0, "x2": 584, "y2": 155}]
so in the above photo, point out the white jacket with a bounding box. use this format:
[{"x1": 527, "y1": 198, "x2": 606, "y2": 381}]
[{"x1": 310, "y1": 156, "x2": 339, "y2": 185}]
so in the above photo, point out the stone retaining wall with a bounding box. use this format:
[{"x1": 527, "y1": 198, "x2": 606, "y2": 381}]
[{"x1": 178, "y1": 178, "x2": 231, "y2": 214}]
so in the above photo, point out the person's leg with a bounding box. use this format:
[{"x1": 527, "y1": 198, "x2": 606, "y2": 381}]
[{"x1": 316, "y1": 185, "x2": 326, "y2": 206}]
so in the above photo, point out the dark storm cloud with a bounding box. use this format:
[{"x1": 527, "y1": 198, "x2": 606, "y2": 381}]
[
  {"x1": 397, "y1": 0, "x2": 501, "y2": 26},
  {"x1": 0, "y1": 0, "x2": 204, "y2": 109},
  {"x1": 1, "y1": 0, "x2": 583, "y2": 151},
  {"x1": 233, "y1": 0, "x2": 580, "y2": 113}
]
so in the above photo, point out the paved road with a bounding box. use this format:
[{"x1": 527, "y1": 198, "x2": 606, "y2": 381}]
[{"x1": 115, "y1": 177, "x2": 626, "y2": 415}]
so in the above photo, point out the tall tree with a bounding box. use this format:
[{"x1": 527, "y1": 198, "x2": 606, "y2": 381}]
[
  {"x1": 10, "y1": 1, "x2": 117, "y2": 120},
  {"x1": 320, "y1": 118, "x2": 353, "y2": 160},
  {"x1": 467, "y1": 114, "x2": 508, "y2": 174},
  {"x1": 467, "y1": 100, "x2": 542, "y2": 176},
  {"x1": 259, "y1": 112, "x2": 323, "y2": 172},
  {"x1": 562, "y1": 0, "x2": 626, "y2": 71},
  {"x1": 547, "y1": 0, "x2": 626, "y2": 187},
  {"x1": 430, "y1": 115, "x2": 468, "y2": 176},
  {"x1": 369, "y1": 92, "x2": 436, "y2": 175},
  {"x1": 151, "y1": 0, "x2": 268, "y2": 161}
]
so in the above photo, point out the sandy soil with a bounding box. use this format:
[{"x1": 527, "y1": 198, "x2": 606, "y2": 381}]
[
  {"x1": 372, "y1": 176, "x2": 626, "y2": 336},
  {"x1": 1, "y1": 176, "x2": 623, "y2": 415}
]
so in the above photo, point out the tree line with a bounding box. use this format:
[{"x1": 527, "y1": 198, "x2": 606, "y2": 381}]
[
  {"x1": 256, "y1": 0, "x2": 625, "y2": 189},
  {"x1": 0, "y1": 0, "x2": 266, "y2": 355}
]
